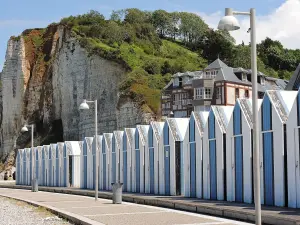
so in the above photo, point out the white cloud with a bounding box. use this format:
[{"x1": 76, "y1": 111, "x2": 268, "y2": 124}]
[{"x1": 197, "y1": 0, "x2": 300, "y2": 49}]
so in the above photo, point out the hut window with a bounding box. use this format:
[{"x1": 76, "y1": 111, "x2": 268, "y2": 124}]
[
  {"x1": 235, "y1": 88, "x2": 239, "y2": 98},
  {"x1": 245, "y1": 90, "x2": 249, "y2": 98},
  {"x1": 242, "y1": 73, "x2": 247, "y2": 81}
]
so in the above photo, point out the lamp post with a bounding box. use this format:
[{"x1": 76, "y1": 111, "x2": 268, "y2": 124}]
[
  {"x1": 21, "y1": 124, "x2": 37, "y2": 192},
  {"x1": 79, "y1": 99, "x2": 98, "y2": 201},
  {"x1": 218, "y1": 8, "x2": 261, "y2": 225}
]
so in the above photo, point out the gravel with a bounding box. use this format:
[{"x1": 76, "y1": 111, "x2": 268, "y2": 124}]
[{"x1": 0, "y1": 196, "x2": 72, "y2": 225}]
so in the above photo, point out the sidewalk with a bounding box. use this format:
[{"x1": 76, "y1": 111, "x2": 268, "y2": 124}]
[
  {"x1": 0, "y1": 187, "x2": 251, "y2": 225},
  {"x1": 1, "y1": 184, "x2": 300, "y2": 225}
]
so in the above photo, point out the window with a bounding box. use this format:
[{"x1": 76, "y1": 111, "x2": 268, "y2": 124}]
[
  {"x1": 205, "y1": 70, "x2": 217, "y2": 78},
  {"x1": 179, "y1": 77, "x2": 183, "y2": 87},
  {"x1": 235, "y1": 88, "x2": 239, "y2": 98},
  {"x1": 216, "y1": 87, "x2": 221, "y2": 99},
  {"x1": 195, "y1": 88, "x2": 204, "y2": 99},
  {"x1": 205, "y1": 88, "x2": 212, "y2": 99},
  {"x1": 242, "y1": 73, "x2": 247, "y2": 81},
  {"x1": 261, "y1": 77, "x2": 265, "y2": 85},
  {"x1": 245, "y1": 90, "x2": 249, "y2": 98}
]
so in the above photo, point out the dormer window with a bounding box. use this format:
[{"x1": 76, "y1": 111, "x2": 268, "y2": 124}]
[
  {"x1": 242, "y1": 73, "x2": 247, "y2": 81},
  {"x1": 179, "y1": 77, "x2": 183, "y2": 87},
  {"x1": 205, "y1": 70, "x2": 217, "y2": 78},
  {"x1": 261, "y1": 77, "x2": 265, "y2": 86}
]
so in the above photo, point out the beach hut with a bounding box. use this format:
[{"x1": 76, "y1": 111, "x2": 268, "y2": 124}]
[
  {"x1": 100, "y1": 133, "x2": 113, "y2": 191},
  {"x1": 81, "y1": 137, "x2": 94, "y2": 189},
  {"x1": 42, "y1": 145, "x2": 50, "y2": 186},
  {"x1": 259, "y1": 90, "x2": 297, "y2": 207},
  {"x1": 133, "y1": 125, "x2": 149, "y2": 193},
  {"x1": 90, "y1": 135, "x2": 102, "y2": 189},
  {"x1": 160, "y1": 118, "x2": 189, "y2": 196},
  {"x1": 184, "y1": 111, "x2": 208, "y2": 198},
  {"x1": 48, "y1": 144, "x2": 57, "y2": 187},
  {"x1": 112, "y1": 131, "x2": 124, "y2": 185},
  {"x1": 122, "y1": 128, "x2": 135, "y2": 192},
  {"x1": 286, "y1": 89, "x2": 300, "y2": 208},
  {"x1": 16, "y1": 149, "x2": 23, "y2": 185},
  {"x1": 25, "y1": 148, "x2": 32, "y2": 186},
  {"x1": 64, "y1": 141, "x2": 82, "y2": 187},
  {"x1": 203, "y1": 106, "x2": 233, "y2": 201},
  {"x1": 55, "y1": 143, "x2": 64, "y2": 187},
  {"x1": 146, "y1": 122, "x2": 164, "y2": 194},
  {"x1": 226, "y1": 99, "x2": 262, "y2": 204},
  {"x1": 35, "y1": 146, "x2": 43, "y2": 186}
]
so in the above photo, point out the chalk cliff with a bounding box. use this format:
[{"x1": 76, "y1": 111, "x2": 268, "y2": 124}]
[{"x1": 0, "y1": 24, "x2": 151, "y2": 161}]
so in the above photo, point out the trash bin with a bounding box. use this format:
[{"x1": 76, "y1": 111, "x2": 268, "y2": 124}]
[
  {"x1": 32, "y1": 178, "x2": 38, "y2": 192},
  {"x1": 111, "y1": 182, "x2": 123, "y2": 204}
]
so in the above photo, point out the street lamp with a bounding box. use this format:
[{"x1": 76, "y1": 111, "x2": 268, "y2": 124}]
[
  {"x1": 21, "y1": 124, "x2": 37, "y2": 192},
  {"x1": 218, "y1": 8, "x2": 261, "y2": 225},
  {"x1": 79, "y1": 99, "x2": 98, "y2": 201}
]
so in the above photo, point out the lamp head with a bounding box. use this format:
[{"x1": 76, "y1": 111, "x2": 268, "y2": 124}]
[
  {"x1": 79, "y1": 99, "x2": 89, "y2": 110},
  {"x1": 218, "y1": 15, "x2": 240, "y2": 31},
  {"x1": 21, "y1": 125, "x2": 28, "y2": 133}
]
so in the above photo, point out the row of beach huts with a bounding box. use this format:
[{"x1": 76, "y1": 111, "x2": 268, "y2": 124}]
[{"x1": 15, "y1": 90, "x2": 300, "y2": 208}]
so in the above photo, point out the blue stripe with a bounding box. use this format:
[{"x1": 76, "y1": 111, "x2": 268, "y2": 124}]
[
  {"x1": 136, "y1": 149, "x2": 140, "y2": 192},
  {"x1": 235, "y1": 136, "x2": 243, "y2": 202},
  {"x1": 163, "y1": 123, "x2": 169, "y2": 145},
  {"x1": 190, "y1": 143, "x2": 196, "y2": 197},
  {"x1": 209, "y1": 140, "x2": 217, "y2": 200},
  {"x1": 233, "y1": 105, "x2": 242, "y2": 135},
  {"x1": 164, "y1": 146, "x2": 170, "y2": 195},
  {"x1": 263, "y1": 132, "x2": 274, "y2": 205},
  {"x1": 209, "y1": 111, "x2": 215, "y2": 139},
  {"x1": 298, "y1": 94, "x2": 300, "y2": 126},
  {"x1": 149, "y1": 147, "x2": 154, "y2": 194},
  {"x1": 189, "y1": 115, "x2": 195, "y2": 142}
]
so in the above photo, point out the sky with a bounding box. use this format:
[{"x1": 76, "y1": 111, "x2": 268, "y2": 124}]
[{"x1": 0, "y1": 0, "x2": 299, "y2": 71}]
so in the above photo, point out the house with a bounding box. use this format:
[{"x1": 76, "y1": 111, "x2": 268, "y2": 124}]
[{"x1": 161, "y1": 58, "x2": 287, "y2": 118}]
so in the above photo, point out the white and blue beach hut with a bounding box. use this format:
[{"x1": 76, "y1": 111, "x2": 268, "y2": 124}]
[
  {"x1": 56, "y1": 143, "x2": 64, "y2": 187},
  {"x1": 35, "y1": 146, "x2": 43, "y2": 186},
  {"x1": 42, "y1": 145, "x2": 50, "y2": 186},
  {"x1": 286, "y1": 89, "x2": 300, "y2": 208},
  {"x1": 133, "y1": 125, "x2": 149, "y2": 193},
  {"x1": 64, "y1": 141, "x2": 82, "y2": 187},
  {"x1": 81, "y1": 137, "x2": 94, "y2": 189},
  {"x1": 203, "y1": 106, "x2": 233, "y2": 201},
  {"x1": 16, "y1": 149, "x2": 23, "y2": 185},
  {"x1": 160, "y1": 118, "x2": 189, "y2": 196},
  {"x1": 25, "y1": 148, "x2": 32, "y2": 186},
  {"x1": 122, "y1": 128, "x2": 135, "y2": 192},
  {"x1": 226, "y1": 99, "x2": 262, "y2": 204},
  {"x1": 146, "y1": 122, "x2": 164, "y2": 194},
  {"x1": 101, "y1": 133, "x2": 113, "y2": 191},
  {"x1": 112, "y1": 131, "x2": 124, "y2": 185},
  {"x1": 91, "y1": 135, "x2": 102, "y2": 190},
  {"x1": 49, "y1": 144, "x2": 57, "y2": 187},
  {"x1": 259, "y1": 90, "x2": 297, "y2": 207},
  {"x1": 184, "y1": 111, "x2": 208, "y2": 198}
]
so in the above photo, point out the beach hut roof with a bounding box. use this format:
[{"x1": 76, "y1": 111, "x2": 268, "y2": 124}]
[
  {"x1": 193, "y1": 111, "x2": 209, "y2": 135},
  {"x1": 211, "y1": 106, "x2": 234, "y2": 133},
  {"x1": 125, "y1": 128, "x2": 135, "y2": 147},
  {"x1": 137, "y1": 125, "x2": 149, "y2": 146},
  {"x1": 167, "y1": 118, "x2": 189, "y2": 141},
  {"x1": 113, "y1": 131, "x2": 124, "y2": 148},
  {"x1": 65, "y1": 141, "x2": 81, "y2": 155},
  {"x1": 151, "y1": 122, "x2": 164, "y2": 141}
]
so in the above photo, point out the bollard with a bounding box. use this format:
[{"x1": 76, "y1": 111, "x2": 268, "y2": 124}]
[
  {"x1": 32, "y1": 178, "x2": 38, "y2": 192},
  {"x1": 111, "y1": 182, "x2": 123, "y2": 204}
]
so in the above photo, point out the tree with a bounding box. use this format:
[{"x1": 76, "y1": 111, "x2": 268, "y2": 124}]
[
  {"x1": 152, "y1": 10, "x2": 171, "y2": 37},
  {"x1": 110, "y1": 10, "x2": 126, "y2": 22}
]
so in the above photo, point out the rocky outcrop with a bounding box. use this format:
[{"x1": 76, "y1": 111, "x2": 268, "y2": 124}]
[{"x1": 0, "y1": 25, "x2": 152, "y2": 161}]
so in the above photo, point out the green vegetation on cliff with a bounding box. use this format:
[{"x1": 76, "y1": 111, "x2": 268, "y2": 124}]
[{"x1": 43, "y1": 9, "x2": 300, "y2": 114}]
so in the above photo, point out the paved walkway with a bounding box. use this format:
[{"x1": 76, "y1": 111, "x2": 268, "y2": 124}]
[
  {"x1": 0, "y1": 188, "x2": 250, "y2": 225},
  {"x1": 1, "y1": 184, "x2": 300, "y2": 225}
]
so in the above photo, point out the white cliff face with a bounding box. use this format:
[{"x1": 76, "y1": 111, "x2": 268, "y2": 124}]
[
  {"x1": 0, "y1": 26, "x2": 149, "y2": 160},
  {"x1": 1, "y1": 38, "x2": 27, "y2": 157}
]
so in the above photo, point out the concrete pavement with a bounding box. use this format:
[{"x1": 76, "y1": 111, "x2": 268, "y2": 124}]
[{"x1": 0, "y1": 188, "x2": 250, "y2": 225}]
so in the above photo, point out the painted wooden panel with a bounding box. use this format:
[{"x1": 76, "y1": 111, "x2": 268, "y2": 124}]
[
  {"x1": 102, "y1": 139, "x2": 107, "y2": 190},
  {"x1": 112, "y1": 137, "x2": 116, "y2": 183},
  {"x1": 190, "y1": 142, "x2": 196, "y2": 197},
  {"x1": 164, "y1": 146, "x2": 170, "y2": 195},
  {"x1": 235, "y1": 136, "x2": 243, "y2": 202},
  {"x1": 123, "y1": 134, "x2": 127, "y2": 192},
  {"x1": 149, "y1": 147, "x2": 155, "y2": 194},
  {"x1": 209, "y1": 140, "x2": 217, "y2": 200}
]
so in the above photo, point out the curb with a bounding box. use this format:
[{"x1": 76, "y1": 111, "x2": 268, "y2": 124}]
[
  {"x1": 0, "y1": 193, "x2": 104, "y2": 225},
  {"x1": 1, "y1": 185, "x2": 300, "y2": 225}
]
